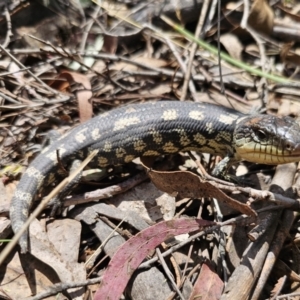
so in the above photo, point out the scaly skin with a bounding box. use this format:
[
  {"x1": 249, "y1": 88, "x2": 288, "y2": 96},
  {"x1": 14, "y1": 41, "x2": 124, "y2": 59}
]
[{"x1": 9, "y1": 101, "x2": 300, "y2": 253}]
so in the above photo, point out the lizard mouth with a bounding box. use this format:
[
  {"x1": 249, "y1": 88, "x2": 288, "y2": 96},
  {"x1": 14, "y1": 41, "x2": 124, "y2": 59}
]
[{"x1": 235, "y1": 143, "x2": 300, "y2": 165}]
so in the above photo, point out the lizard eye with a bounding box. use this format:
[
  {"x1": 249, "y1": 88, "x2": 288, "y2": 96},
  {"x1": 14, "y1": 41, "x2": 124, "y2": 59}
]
[{"x1": 256, "y1": 129, "x2": 267, "y2": 140}]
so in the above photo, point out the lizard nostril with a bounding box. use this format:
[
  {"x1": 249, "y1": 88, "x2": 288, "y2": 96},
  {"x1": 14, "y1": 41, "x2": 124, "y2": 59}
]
[{"x1": 285, "y1": 142, "x2": 293, "y2": 151}]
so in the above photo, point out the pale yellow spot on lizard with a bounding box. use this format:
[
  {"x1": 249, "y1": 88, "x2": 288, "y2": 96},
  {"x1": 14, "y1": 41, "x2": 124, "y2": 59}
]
[
  {"x1": 219, "y1": 114, "x2": 239, "y2": 125},
  {"x1": 193, "y1": 133, "x2": 206, "y2": 145},
  {"x1": 125, "y1": 107, "x2": 137, "y2": 113},
  {"x1": 151, "y1": 131, "x2": 163, "y2": 144},
  {"x1": 98, "y1": 157, "x2": 108, "y2": 166},
  {"x1": 103, "y1": 142, "x2": 112, "y2": 152},
  {"x1": 189, "y1": 110, "x2": 204, "y2": 121},
  {"x1": 163, "y1": 142, "x2": 179, "y2": 153},
  {"x1": 175, "y1": 129, "x2": 191, "y2": 146},
  {"x1": 162, "y1": 109, "x2": 178, "y2": 121},
  {"x1": 205, "y1": 122, "x2": 214, "y2": 134},
  {"x1": 14, "y1": 190, "x2": 33, "y2": 204},
  {"x1": 46, "y1": 147, "x2": 66, "y2": 162},
  {"x1": 116, "y1": 147, "x2": 127, "y2": 158},
  {"x1": 134, "y1": 140, "x2": 146, "y2": 152},
  {"x1": 75, "y1": 133, "x2": 86, "y2": 143},
  {"x1": 113, "y1": 117, "x2": 141, "y2": 131},
  {"x1": 26, "y1": 167, "x2": 45, "y2": 188},
  {"x1": 215, "y1": 131, "x2": 232, "y2": 143},
  {"x1": 124, "y1": 155, "x2": 136, "y2": 163},
  {"x1": 143, "y1": 150, "x2": 160, "y2": 156},
  {"x1": 91, "y1": 128, "x2": 101, "y2": 140},
  {"x1": 22, "y1": 208, "x2": 29, "y2": 218},
  {"x1": 75, "y1": 128, "x2": 88, "y2": 143}
]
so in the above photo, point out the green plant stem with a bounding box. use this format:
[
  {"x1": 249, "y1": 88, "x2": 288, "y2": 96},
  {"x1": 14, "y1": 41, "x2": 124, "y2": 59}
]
[{"x1": 161, "y1": 15, "x2": 292, "y2": 84}]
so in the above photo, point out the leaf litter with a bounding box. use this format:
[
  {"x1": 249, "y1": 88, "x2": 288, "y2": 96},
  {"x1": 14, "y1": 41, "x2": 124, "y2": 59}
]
[{"x1": 1, "y1": 0, "x2": 300, "y2": 299}]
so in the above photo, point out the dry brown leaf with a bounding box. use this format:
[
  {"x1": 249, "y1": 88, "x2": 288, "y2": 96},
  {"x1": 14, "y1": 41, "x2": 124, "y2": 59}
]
[
  {"x1": 59, "y1": 71, "x2": 93, "y2": 123},
  {"x1": 188, "y1": 262, "x2": 224, "y2": 300},
  {"x1": 95, "y1": 218, "x2": 215, "y2": 300},
  {"x1": 1, "y1": 219, "x2": 84, "y2": 299},
  {"x1": 0, "y1": 252, "x2": 57, "y2": 299},
  {"x1": 103, "y1": 35, "x2": 118, "y2": 54},
  {"x1": 280, "y1": 43, "x2": 300, "y2": 66},
  {"x1": 244, "y1": 44, "x2": 261, "y2": 58},
  {"x1": 220, "y1": 33, "x2": 243, "y2": 61},
  {"x1": 280, "y1": 42, "x2": 294, "y2": 61},
  {"x1": 29, "y1": 219, "x2": 86, "y2": 298},
  {"x1": 140, "y1": 158, "x2": 256, "y2": 217},
  {"x1": 248, "y1": 0, "x2": 274, "y2": 36}
]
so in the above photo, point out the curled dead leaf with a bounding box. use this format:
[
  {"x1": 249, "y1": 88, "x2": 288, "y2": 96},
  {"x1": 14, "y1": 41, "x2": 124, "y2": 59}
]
[
  {"x1": 248, "y1": 0, "x2": 274, "y2": 36},
  {"x1": 95, "y1": 218, "x2": 215, "y2": 300},
  {"x1": 140, "y1": 157, "x2": 256, "y2": 217}
]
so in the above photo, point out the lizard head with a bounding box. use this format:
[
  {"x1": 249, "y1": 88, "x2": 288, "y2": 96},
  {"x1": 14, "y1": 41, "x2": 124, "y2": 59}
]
[{"x1": 234, "y1": 114, "x2": 300, "y2": 164}]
